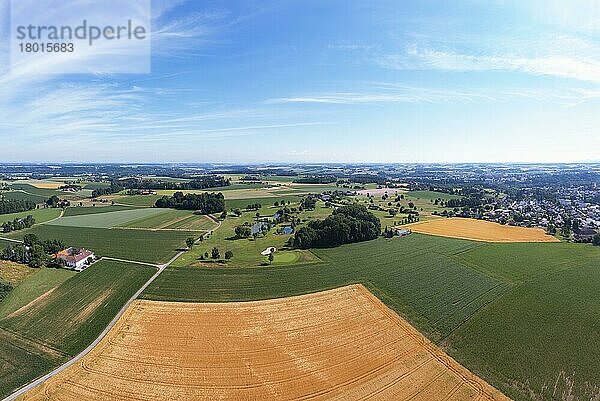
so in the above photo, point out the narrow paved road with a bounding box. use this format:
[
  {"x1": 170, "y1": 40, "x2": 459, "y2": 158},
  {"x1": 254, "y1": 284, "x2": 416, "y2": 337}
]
[{"x1": 2, "y1": 249, "x2": 186, "y2": 401}]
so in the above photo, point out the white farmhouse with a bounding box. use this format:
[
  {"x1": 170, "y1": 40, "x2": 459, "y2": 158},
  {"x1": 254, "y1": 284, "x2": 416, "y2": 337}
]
[{"x1": 55, "y1": 248, "x2": 95, "y2": 271}]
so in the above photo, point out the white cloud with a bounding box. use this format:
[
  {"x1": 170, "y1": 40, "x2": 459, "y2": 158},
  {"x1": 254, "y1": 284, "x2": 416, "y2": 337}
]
[{"x1": 379, "y1": 43, "x2": 600, "y2": 84}]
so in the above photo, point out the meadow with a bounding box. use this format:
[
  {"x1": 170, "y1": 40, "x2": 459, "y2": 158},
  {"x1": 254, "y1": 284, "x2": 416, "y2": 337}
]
[
  {"x1": 8, "y1": 225, "x2": 194, "y2": 264},
  {"x1": 0, "y1": 260, "x2": 155, "y2": 399}
]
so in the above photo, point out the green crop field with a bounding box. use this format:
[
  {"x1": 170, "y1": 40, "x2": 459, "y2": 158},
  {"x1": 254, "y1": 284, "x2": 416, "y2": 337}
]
[
  {"x1": 0, "y1": 260, "x2": 154, "y2": 398},
  {"x1": 121, "y1": 209, "x2": 194, "y2": 229},
  {"x1": 144, "y1": 234, "x2": 508, "y2": 338},
  {"x1": 143, "y1": 235, "x2": 600, "y2": 401},
  {"x1": 447, "y1": 243, "x2": 600, "y2": 401},
  {"x1": 46, "y1": 208, "x2": 167, "y2": 228},
  {"x1": 225, "y1": 195, "x2": 301, "y2": 210},
  {"x1": 63, "y1": 205, "x2": 137, "y2": 217},
  {"x1": 0, "y1": 208, "x2": 61, "y2": 225},
  {"x1": 8, "y1": 225, "x2": 193, "y2": 264},
  {"x1": 0, "y1": 190, "x2": 48, "y2": 203},
  {"x1": 163, "y1": 214, "x2": 217, "y2": 231},
  {"x1": 0, "y1": 268, "x2": 75, "y2": 319},
  {"x1": 113, "y1": 194, "x2": 162, "y2": 207}
]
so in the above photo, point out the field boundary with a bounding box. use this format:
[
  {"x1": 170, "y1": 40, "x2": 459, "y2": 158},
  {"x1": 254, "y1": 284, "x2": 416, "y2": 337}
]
[{"x1": 1, "y1": 252, "x2": 183, "y2": 401}]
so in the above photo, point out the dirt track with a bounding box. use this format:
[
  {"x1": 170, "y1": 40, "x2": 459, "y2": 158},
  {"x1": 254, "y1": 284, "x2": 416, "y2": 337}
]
[
  {"x1": 18, "y1": 285, "x2": 510, "y2": 401},
  {"x1": 406, "y1": 217, "x2": 560, "y2": 243}
]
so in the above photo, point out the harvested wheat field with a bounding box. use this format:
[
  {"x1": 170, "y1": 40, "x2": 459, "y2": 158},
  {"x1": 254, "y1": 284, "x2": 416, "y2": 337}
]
[
  {"x1": 406, "y1": 218, "x2": 559, "y2": 243},
  {"x1": 19, "y1": 285, "x2": 509, "y2": 401}
]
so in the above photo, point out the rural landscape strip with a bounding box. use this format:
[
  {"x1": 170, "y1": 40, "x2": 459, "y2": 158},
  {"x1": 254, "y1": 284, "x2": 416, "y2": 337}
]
[{"x1": 2, "y1": 251, "x2": 183, "y2": 401}]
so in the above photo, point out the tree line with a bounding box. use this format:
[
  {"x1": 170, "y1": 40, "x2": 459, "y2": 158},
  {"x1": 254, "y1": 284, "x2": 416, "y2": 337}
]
[
  {"x1": 2, "y1": 215, "x2": 35, "y2": 233},
  {"x1": 293, "y1": 176, "x2": 337, "y2": 184},
  {"x1": 118, "y1": 175, "x2": 230, "y2": 190},
  {"x1": 293, "y1": 204, "x2": 381, "y2": 248},
  {"x1": 155, "y1": 192, "x2": 225, "y2": 214},
  {"x1": 1, "y1": 234, "x2": 65, "y2": 268},
  {"x1": 0, "y1": 199, "x2": 36, "y2": 215}
]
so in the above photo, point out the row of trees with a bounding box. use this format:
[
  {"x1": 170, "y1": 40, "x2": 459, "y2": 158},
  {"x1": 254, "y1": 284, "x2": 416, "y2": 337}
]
[
  {"x1": 118, "y1": 175, "x2": 230, "y2": 191},
  {"x1": 91, "y1": 182, "x2": 124, "y2": 198},
  {"x1": 0, "y1": 199, "x2": 36, "y2": 215},
  {"x1": 293, "y1": 176, "x2": 337, "y2": 184},
  {"x1": 2, "y1": 215, "x2": 35, "y2": 233},
  {"x1": 155, "y1": 192, "x2": 225, "y2": 214},
  {"x1": 293, "y1": 204, "x2": 381, "y2": 248}
]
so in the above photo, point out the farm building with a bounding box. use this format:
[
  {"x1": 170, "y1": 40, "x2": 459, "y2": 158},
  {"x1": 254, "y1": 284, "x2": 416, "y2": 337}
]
[
  {"x1": 394, "y1": 228, "x2": 412, "y2": 237},
  {"x1": 55, "y1": 248, "x2": 96, "y2": 271}
]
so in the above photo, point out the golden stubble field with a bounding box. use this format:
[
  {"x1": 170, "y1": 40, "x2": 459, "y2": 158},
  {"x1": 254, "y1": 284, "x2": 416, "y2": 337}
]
[
  {"x1": 19, "y1": 285, "x2": 510, "y2": 401},
  {"x1": 406, "y1": 217, "x2": 560, "y2": 243}
]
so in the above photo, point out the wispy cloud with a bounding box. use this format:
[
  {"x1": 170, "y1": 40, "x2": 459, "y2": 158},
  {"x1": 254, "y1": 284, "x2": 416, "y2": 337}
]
[
  {"x1": 267, "y1": 82, "x2": 600, "y2": 106},
  {"x1": 379, "y1": 41, "x2": 600, "y2": 84}
]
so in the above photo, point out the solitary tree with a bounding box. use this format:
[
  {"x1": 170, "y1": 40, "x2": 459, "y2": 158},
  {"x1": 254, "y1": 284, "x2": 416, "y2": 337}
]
[
  {"x1": 211, "y1": 247, "x2": 220, "y2": 259},
  {"x1": 225, "y1": 250, "x2": 234, "y2": 260},
  {"x1": 268, "y1": 252, "x2": 274, "y2": 264},
  {"x1": 186, "y1": 237, "x2": 195, "y2": 249}
]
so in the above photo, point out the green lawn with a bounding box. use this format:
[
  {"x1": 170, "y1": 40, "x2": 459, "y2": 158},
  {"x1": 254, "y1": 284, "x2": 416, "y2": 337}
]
[
  {"x1": 172, "y1": 207, "x2": 315, "y2": 268},
  {"x1": 0, "y1": 260, "x2": 154, "y2": 399},
  {"x1": 0, "y1": 208, "x2": 61, "y2": 225},
  {"x1": 8, "y1": 225, "x2": 193, "y2": 264}
]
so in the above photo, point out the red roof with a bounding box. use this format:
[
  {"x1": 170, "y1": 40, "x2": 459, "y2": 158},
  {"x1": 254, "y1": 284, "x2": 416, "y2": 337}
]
[{"x1": 57, "y1": 248, "x2": 93, "y2": 263}]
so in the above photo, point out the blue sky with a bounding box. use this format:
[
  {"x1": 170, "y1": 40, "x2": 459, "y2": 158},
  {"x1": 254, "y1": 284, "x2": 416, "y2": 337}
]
[{"x1": 0, "y1": 0, "x2": 599, "y2": 163}]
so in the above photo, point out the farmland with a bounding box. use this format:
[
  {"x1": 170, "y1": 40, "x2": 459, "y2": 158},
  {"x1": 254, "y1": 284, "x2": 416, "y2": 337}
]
[
  {"x1": 145, "y1": 234, "x2": 508, "y2": 337},
  {"x1": 18, "y1": 285, "x2": 509, "y2": 401},
  {"x1": 407, "y1": 218, "x2": 560, "y2": 243},
  {"x1": 0, "y1": 208, "x2": 61, "y2": 225},
  {"x1": 45, "y1": 208, "x2": 167, "y2": 229},
  {"x1": 121, "y1": 209, "x2": 216, "y2": 231},
  {"x1": 0, "y1": 260, "x2": 155, "y2": 399},
  {"x1": 62, "y1": 205, "x2": 136, "y2": 216},
  {"x1": 7, "y1": 225, "x2": 194, "y2": 264},
  {"x1": 143, "y1": 235, "x2": 600, "y2": 401}
]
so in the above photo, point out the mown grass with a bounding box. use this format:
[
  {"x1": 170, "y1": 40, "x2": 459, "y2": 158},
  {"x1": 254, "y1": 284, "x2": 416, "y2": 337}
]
[
  {"x1": 8, "y1": 225, "x2": 193, "y2": 264},
  {"x1": 172, "y1": 206, "x2": 314, "y2": 268},
  {"x1": 0, "y1": 260, "x2": 154, "y2": 398}
]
